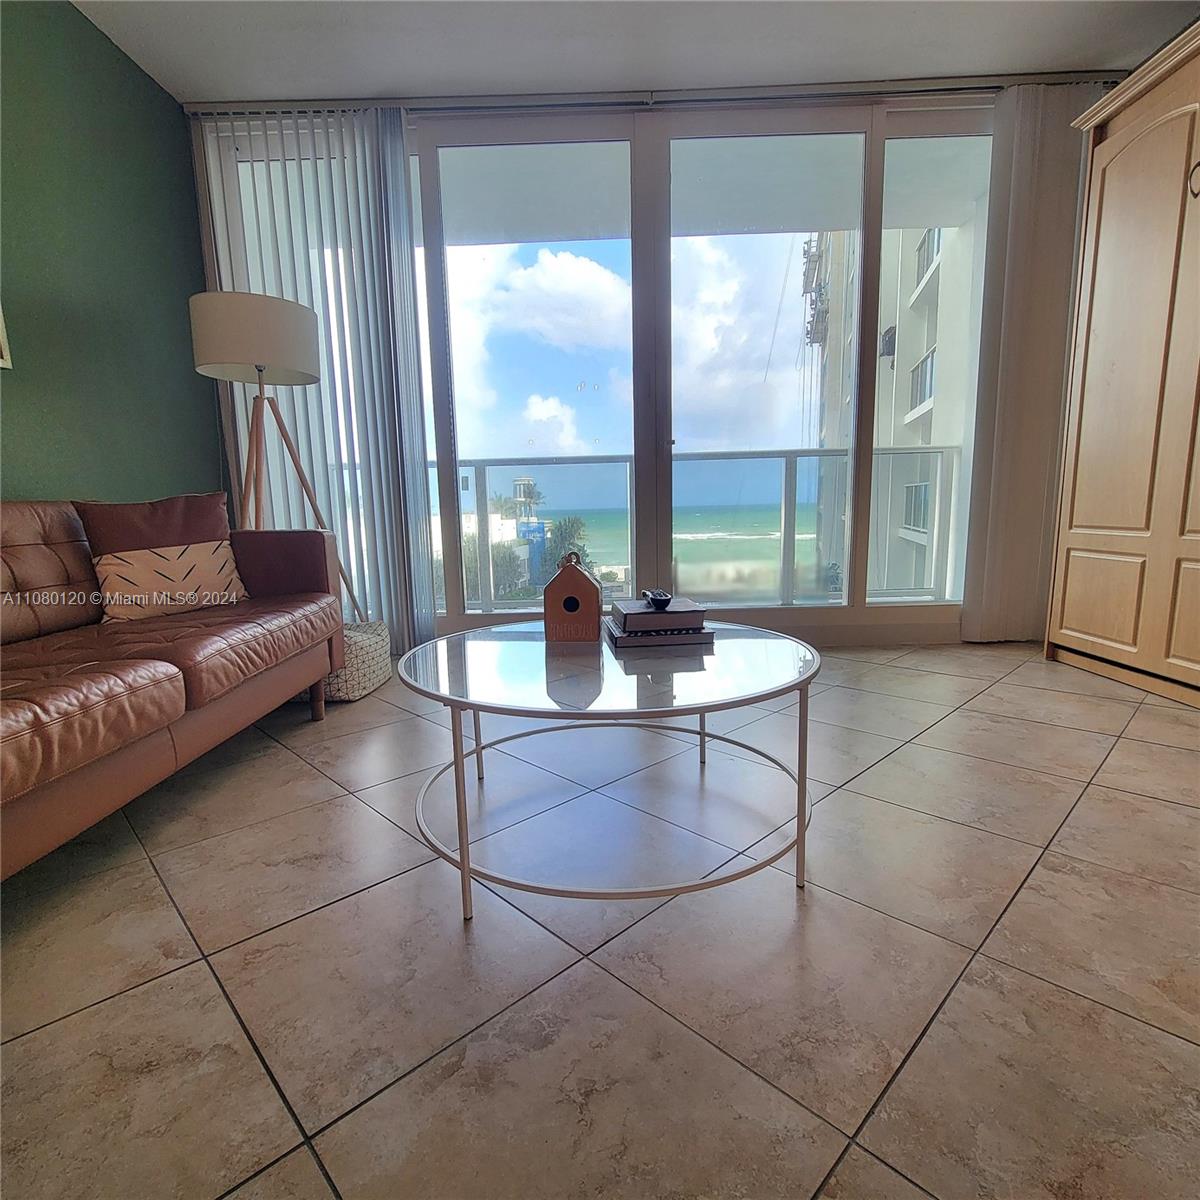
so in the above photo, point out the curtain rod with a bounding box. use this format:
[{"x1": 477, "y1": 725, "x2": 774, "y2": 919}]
[{"x1": 183, "y1": 69, "x2": 1123, "y2": 116}]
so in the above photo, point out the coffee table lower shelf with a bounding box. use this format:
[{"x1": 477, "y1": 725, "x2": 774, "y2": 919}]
[{"x1": 414, "y1": 717, "x2": 813, "y2": 918}]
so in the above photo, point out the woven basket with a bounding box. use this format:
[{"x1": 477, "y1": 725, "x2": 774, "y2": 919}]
[{"x1": 324, "y1": 620, "x2": 393, "y2": 702}]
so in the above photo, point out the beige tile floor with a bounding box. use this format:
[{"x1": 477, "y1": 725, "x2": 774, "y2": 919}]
[{"x1": 2, "y1": 642, "x2": 1198, "y2": 1199}]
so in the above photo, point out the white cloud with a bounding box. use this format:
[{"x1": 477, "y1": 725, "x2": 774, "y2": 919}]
[
  {"x1": 445, "y1": 243, "x2": 518, "y2": 417},
  {"x1": 523, "y1": 393, "x2": 587, "y2": 454},
  {"x1": 669, "y1": 233, "x2": 825, "y2": 453},
  {"x1": 440, "y1": 231, "x2": 827, "y2": 460},
  {"x1": 444, "y1": 244, "x2": 631, "y2": 458},
  {"x1": 493, "y1": 248, "x2": 631, "y2": 352}
]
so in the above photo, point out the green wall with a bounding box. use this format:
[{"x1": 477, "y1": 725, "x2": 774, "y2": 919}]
[{"x1": 1, "y1": 1, "x2": 222, "y2": 501}]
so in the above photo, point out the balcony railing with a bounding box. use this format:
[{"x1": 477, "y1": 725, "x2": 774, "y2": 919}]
[
  {"x1": 903, "y1": 481, "x2": 931, "y2": 533},
  {"x1": 916, "y1": 227, "x2": 942, "y2": 279},
  {"x1": 430, "y1": 444, "x2": 960, "y2": 613},
  {"x1": 909, "y1": 346, "x2": 936, "y2": 412}
]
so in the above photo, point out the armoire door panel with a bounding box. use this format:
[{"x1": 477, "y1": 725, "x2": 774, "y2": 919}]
[
  {"x1": 1184, "y1": 395, "x2": 1200, "y2": 536},
  {"x1": 1068, "y1": 109, "x2": 1195, "y2": 534},
  {"x1": 1136, "y1": 101, "x2": 1200, "y2": 683},
  {"x1": 1050, "y1": 30, "x2": 1200, "y2": 697},
  {"x1": 1166, "y1": 560, "x2": 1200, "y2": 670},
  {"x1": 1058, "y1": 549, "x2": 1145, "y2": 650}
]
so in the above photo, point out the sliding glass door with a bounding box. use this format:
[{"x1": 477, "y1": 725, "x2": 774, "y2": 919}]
[
  {"x1": 665, "y1": 123, "x2": 865, "y2": 606},
  {"x1": 415, "y1": 103, "x2": 994, "y2": 630},
  {"x1": 423, "y1": 128, "x2": 635, "y2": 613}
]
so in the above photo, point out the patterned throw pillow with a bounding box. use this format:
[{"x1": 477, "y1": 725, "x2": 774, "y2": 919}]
[
  {"x1": 74, "y1": 493, "x2": 246, "y2": 623},
  {"x1": 92, "y1": 540, "x2": 245, "y2": 622}
]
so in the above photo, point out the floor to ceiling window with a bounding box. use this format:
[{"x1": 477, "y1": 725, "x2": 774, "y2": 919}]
[
  {"x1": 668, "y1": 129, "x2": 864, "y2": 606},
  {"x1": 413, "y1": 104, "x2": 994, "y2": 630},
  {"x1": 868, "y1": 135, "x2": 992, "y2": 603},
  {"x1": 428, "y1": 135, "x2": 634, "y2": 613}
]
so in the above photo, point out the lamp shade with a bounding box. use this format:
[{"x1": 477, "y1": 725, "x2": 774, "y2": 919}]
[{"x1": 189, "y1": 292, "x2": 320, "y2": 386}]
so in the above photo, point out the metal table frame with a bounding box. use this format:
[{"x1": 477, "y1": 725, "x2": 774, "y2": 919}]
[{"x1": 399, "y1": 632, "x2": 819, "y2": 921}]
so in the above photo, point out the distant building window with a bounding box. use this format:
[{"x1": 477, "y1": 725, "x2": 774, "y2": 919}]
[
  {"x1": 903, "y1": 481, "x2": 931, "y2": 533},
  {"x1": 909, "y1": 347, "x2": 936, "y2": 411},
  {"x1": 916, "y1": 227, "x2": 942, "y2": 279}
]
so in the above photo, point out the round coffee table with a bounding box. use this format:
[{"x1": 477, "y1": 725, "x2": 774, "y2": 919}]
[{"x1": 398, "y1": 620, "x2": 821, "y2": 919}]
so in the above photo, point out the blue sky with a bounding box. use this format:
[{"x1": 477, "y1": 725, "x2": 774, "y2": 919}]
[{"x1": 422, "y1": 229, "x2": 837, "y2": 512}]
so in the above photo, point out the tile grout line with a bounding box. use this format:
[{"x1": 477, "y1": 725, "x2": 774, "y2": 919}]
[
  {"x1": 0, "y1": 957, "x2": 201, "y2": 1048},
  {"x1": 824, "y1": 786, "x2": 1055, "y2": 849},
  {"x1": 842, "y1": 718, "x2": 1132, "y2": 1163},
  {"x1": 1034, "y1": 846, "x2": 1200, "y2": 900},
  {"x1": 355, "y1": 782, "x2": 588, "y2": 854},
  {"x1": 971, "y1": 950, "x2": 1200, "y2": 1050},
  {"x1": 122, "y1": 818, "x2": 347, "y2": 1200},
  {"x1": 749, "y1": 650, "x2": 1182, "y2": 1195},
  {"x1": 583, "y1": 954, "x2": 850, "y2": 1145},
  {"x1": 210, "y1": 1144, "x2": 315, "y2": 1200},
  {"x1": 220, "y1": 649, "x2": 1124, "y2": 1197},
  {"x1": 831, "y1": 732, "x2": 1103, "y2": 785},
  {"x1": 7, "y1": 659, "x2": 1186, "y2": 1195},
  {"x1": 723, "y1": 705, "x2": 1112, "y2": 787},
  {"x1": 746, "y1": 650, "x2": 1044, "y2": 814},
  {"x1": 4, "y1": 725, "x2": 702, "y2": 1044},
  {"x1": 184, "y1": 855, "x2": 435, "y2": 958},
  {"x1": 299, "y1": 957, "x2": 584, "y2": 1144},
  {"x1": 810, "y1": 1138, "x2": 941, "y2": 1200},
  {"x1": 136, "y1": 787, "x2": 350, "y2": 859}
]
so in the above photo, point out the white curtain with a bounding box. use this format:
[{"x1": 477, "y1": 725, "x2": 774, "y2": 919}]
[
  {"x1": 962, "y1": 82, "x2": 1106, "y2": 642},
  {"x1": 191, "y1": 107, "x2": 435, "y2": 650}
]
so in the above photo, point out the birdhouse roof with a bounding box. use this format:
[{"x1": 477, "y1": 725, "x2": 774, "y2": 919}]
[{"x1": 545, "y1": 553, "x2": 601, "y2": 594}]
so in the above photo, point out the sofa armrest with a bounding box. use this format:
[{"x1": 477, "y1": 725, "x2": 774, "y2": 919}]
[{"x1": 231, "y1": 530, "x2": 342, "y2": 602}]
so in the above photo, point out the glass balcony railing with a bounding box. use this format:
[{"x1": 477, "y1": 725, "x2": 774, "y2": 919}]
[
  {"x1": 426, "y1": 445, "x2": 960, "y2": 613},
  {"x1": 915, "y1": 226, "x2": 942, "y2": 279},
  {"x1": 909, "y1": 347, "x2": 936, "y2": 412}
]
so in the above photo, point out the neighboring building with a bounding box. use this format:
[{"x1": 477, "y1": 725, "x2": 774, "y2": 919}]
[{"x1": 807, "y1": 182, "x2": 988, "y2": 602}]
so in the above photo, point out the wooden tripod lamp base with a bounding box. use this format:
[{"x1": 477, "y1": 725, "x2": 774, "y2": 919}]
[
  {"x1": 242, "y1": 372, "x2": 367, "y2": 622},
  {"x1": 188, "y1": 291, "x2": 367, "y2": 623}
]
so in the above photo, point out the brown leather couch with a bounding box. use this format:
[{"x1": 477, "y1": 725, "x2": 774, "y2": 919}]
[{"x1": 0, "y1": 501, "x2": 345, "y2": 879}]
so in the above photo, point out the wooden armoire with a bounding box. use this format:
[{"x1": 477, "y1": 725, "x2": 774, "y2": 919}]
[{"x1": 1047, "y1": 23, "x2": 1200, "y2": 704}]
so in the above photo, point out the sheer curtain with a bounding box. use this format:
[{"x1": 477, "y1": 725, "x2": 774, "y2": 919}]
[
  {"x1": 962, "y1": 82, "x2": 1106, "y2": 642},
  {"x1": 190, "y1": 107, "x2": 434, "y2": 650}
]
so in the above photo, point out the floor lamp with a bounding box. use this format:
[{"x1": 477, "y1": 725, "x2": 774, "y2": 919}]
[{"x1": 189, "y1": 291, "x2": 366, "y2": 621}]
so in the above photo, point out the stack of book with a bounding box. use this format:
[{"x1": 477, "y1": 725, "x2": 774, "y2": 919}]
[{"x1": 604, "y1": 597, "x2": 714, "y2": 649}]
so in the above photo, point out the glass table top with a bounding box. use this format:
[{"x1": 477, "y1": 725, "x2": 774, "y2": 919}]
[{"x1": 398, "y1": 621, "x2": 820, "y2": 718}]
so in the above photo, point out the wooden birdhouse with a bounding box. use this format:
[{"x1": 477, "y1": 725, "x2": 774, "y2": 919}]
[{"x1": 543, "y1": 551, "x2": 602, "y2": 641}]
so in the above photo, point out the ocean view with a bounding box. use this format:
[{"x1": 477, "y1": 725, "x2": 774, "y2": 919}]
[{"x1": 540, "y1": 504, "x2": 820, "y2": 573}]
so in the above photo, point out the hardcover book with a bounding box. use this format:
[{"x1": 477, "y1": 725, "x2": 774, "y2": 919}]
[
  {"x1": 603, "y1": 615, "x2": 715, "y2": 649},
  {"x1": 611, "y1": 597, "x2": 706, "y2": 632}
]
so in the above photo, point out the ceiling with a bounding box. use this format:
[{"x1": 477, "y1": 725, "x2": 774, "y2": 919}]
[{"x1": 75, "y1": 1, "x2": 1197, "y2": 105}]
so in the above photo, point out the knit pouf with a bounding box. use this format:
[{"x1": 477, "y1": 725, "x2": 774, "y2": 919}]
[{"x1": 325, "y1": 620, "x2": 393, "y2": 702}]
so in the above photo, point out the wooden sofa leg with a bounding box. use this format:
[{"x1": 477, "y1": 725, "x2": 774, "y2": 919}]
[{"x1": 309, "y1": 680, "x2": 326, "y2": 721}]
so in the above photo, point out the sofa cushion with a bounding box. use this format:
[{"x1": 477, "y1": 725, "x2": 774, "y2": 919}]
[
  {"x1": 1, "y1": 594, "x2": 341, "y2": 710},
  {"x1": 1, "y1": 501, "x2": 103, "y2": 644},
  {"x1": 92, "y1": 539, "x2": 246, "y2": 622},
  {"x1": 74, "y1": 492, "x2": 235, "y2": 555},
  {"x1": 0, "y1": 659, "x2": 185, "y2": 801},
  {"x1": 75, "y1": 493, "x2": 246, "y2": 623}
]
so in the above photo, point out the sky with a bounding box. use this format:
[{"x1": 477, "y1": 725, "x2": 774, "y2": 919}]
[{"x1": 417, "y1": 228, "x2": 848, "y2": 512}]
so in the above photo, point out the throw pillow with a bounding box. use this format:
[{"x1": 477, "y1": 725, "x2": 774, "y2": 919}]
[{"x1": 75, "y1": 493, "x2": 246, "y2": 623}]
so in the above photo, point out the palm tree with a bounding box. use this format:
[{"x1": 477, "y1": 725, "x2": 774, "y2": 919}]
[
  {"x1": 542, "y1": 514, "x2": 596, "y2": 583},
  {"x1": 489, "y1": 491, "x2": 519, "y2": 519}
]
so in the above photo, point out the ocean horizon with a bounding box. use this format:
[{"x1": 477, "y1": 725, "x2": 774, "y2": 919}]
[{"x1": 538, "y1": 503, "x2": 820, "y2": 570}]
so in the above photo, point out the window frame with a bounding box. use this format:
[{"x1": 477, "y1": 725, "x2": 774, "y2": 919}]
[{"x1": 412, "y1": 98, "x2": 997, "y2": 636}]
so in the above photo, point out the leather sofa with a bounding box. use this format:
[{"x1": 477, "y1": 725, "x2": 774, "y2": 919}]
[{"x1": 0, "y1": 500, "x2": 345, "y2": 879}]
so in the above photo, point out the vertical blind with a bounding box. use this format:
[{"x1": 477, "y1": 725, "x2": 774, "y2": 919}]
[{"x1": 190, "y1": 107, "x2": 435, "y2": 650}]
